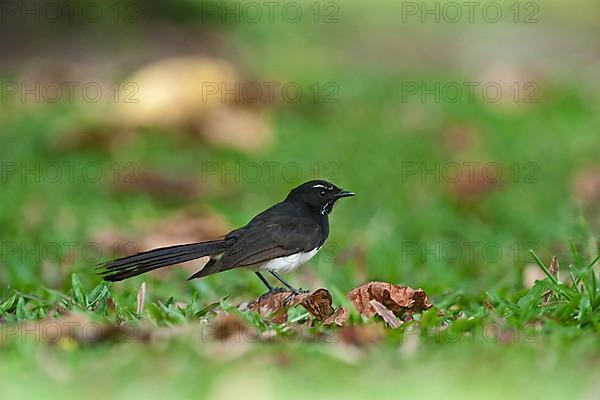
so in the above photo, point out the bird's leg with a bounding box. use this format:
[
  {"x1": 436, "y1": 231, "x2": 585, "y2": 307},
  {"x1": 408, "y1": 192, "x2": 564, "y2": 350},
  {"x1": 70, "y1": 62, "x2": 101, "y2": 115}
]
[
  {"x1": 255, "y1": 272, "x2": 285, "y2": 294},
  {"x1": 269, "y1": 271, "x2": 309, "y2": 295}
]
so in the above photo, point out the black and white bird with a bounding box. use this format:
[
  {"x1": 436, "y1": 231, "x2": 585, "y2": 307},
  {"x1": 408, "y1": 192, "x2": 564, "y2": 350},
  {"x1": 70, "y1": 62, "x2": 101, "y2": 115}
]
[{"x1": 98, "y1": 180, "x2": 354, "y2": 294}]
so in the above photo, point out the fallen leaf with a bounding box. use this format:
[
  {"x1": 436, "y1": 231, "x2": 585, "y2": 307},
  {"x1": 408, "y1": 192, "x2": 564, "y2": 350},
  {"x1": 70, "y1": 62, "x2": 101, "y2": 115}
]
[
  {"x1": 114, "y1": 57, "x2": 273, "y2": 154},
  {"x1": 572, "y1": 166, "x2": 600, "y2": 231},
  {"x1": 347, "y1": 281, "x2": 432, "y2": 320},
  {"x1": 54, "y1": 57, "x2": 273, "y2": 154},
  {"x1": 199, "y1": 105, "x2": 272, "y2": 153},
  {"x1": 296, "y1": 289, "x2": 335, "y2": 321},
  {"x1": 369, "y1": 300, "x2": 402, "y2": 328},
  {"x1": 441, "y1": 122, "x2": 480, "y2": 156},
  {"x1": 337, "y1": 324, "x2": 384, "y2": 347},
  {"x1": 246, "y1": 288, "x2": 345, "y2": 324},
  {"x1": 13, "y1": 311, "x2": 149, "y2": 345},
  {"x1": 111, "y1": 170, "x2": 201, "y2": 199},
  {"x1": 211, "y1": 313, "x2": 257, "y2": 342},
  {"x1": 450, "y1": 164, "x2": 501, "y2": 203},
  {"x1": 572, "y1": 166, "x2": 600, "y2": 206},
  {"x1": 53, "y1": 126, "x2": 134, "y2": 153},
  {"x1": 247, "y1": 291, "x2": 295, "y2": 323},
  {"x1": 113, "y1": 57, "x2": 241, "y2": 128},
  {"x1": 476, "y1": 62, "x2": 538, "y2": 114},
  {"x1": 322, "y1": 307, "x2": 349, "y2": 327},
  {"x1": 22, "y1": 196, "x2": 47, "y2": 232}
]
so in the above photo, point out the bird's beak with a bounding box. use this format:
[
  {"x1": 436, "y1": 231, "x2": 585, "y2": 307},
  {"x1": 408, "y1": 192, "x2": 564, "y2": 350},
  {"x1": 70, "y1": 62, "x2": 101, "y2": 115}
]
[{"x1": 335, "y1": 190, "x2": 355, "y2": 198}]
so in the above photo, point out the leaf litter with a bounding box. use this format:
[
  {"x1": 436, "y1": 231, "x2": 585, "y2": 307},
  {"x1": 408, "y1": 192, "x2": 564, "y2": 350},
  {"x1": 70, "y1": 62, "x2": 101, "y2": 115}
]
[
  {"x1": 3, "y1": 281, "x2": 434, "y2": 349},
  {"x1": 245, "y1": 281, "x2": 432, "y2": 329}
]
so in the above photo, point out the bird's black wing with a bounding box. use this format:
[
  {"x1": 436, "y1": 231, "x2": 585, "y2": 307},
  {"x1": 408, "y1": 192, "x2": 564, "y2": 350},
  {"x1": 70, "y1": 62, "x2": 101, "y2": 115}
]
[{"x1": 189, "y1": 202, "x2": 323, "y2": 279}]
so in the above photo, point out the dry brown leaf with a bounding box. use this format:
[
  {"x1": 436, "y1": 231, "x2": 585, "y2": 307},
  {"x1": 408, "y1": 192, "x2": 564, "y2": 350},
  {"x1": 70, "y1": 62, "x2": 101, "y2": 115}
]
[
  {"x1": 337, "y1": 324, "x2": 384, "y2": 347},
  {"x1": 572, "y1": 166, "x2": 600, "y2": 206},
  {"x1": 53, "y1": 127, "x2": 135, "y2": 153},
  {"x1": 32, "y1": 311, "x2": 91, "y2": 344},
  {"x1": 246, "y1": 288, "x2": 345, "y2": 324},
  {"x1": 450, "y1": 164, "x2": 501, "y2": 203},
  {"x1": 55, "y1": 57, "x2": 273, "y2": 154},
  {"x1": 441, "y1": 122, "x2": 480, "y2": 156},
  {"x1": 348, "y1": 281, "x2": 432, "y2": 320},
  {"x1": 113, "y1": 57, "x2": 273, "y2": 154},
  {"x1": 113, "y1": 57, "x2": 241, "y2": 128},
  {"x1": 369, "y1": 300, "x2": 402, "y2": 328},
  {"x1": 13, "y1": 312, "x2": 149, "y2": 345},
  {"x1": 296, "y1": 289, "x2": 335, "y2": 321},
  {"x1": 247, "y1": 291, "x2": 296, "y2": 324},
  {"x1": 476, "y1": 63, "x2": 537, "y2": 114},
  {"x1": 323, "y1": 307, "x2": 349, "y2": 327},
  {"x1": 571, "y1": 166, "x2": 600, "y2": 231},
  {"x1": 111, "y1": 170, "x2": 201, "y2": 199},
  {"x1": 212, "y1": 314, "x2": 257, "y2": 342},
  {"x1": 199, "y1": 105, "x2": 272, "y2": 153},
  {"x1": 22, "y1": 196, "x2": 47, "y2": 232}
]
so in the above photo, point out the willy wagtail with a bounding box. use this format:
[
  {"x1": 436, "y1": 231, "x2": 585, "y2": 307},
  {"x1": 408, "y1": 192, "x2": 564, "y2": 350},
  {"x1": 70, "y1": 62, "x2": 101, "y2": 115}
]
[{"x1": 98, "y1": 180, "x2": 354, "y2": 294}]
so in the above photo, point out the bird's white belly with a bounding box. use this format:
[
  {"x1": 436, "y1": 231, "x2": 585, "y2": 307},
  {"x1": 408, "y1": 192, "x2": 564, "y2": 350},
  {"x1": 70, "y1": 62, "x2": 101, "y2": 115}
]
[{"x1": 259, "y1": 246, "x2": 321, "y2": 273}]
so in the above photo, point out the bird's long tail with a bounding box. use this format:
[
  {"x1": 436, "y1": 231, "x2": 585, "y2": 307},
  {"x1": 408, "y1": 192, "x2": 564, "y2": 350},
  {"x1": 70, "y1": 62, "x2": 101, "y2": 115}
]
[{"x1": 97, "y1": 239, "x2": 233, "y2": 282}]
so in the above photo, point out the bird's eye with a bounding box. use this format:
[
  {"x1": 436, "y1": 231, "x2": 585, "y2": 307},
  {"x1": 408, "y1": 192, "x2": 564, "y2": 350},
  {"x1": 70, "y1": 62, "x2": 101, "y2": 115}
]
[{"x1": 319, "y1": 190, "x2": 327, "y2": 197}]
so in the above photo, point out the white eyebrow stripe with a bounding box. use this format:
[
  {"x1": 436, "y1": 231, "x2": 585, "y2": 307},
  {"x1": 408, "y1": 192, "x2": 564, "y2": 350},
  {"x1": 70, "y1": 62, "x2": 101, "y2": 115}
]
[{"x1": 312, "y1": 184, "x2": 330, "y2": 189}]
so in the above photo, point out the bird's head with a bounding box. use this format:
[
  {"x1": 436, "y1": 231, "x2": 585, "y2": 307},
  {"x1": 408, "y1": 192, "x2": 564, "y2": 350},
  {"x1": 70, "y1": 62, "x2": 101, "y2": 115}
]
[{"x1": 286, "y1": 180, "x2": 355, "y2": 215}]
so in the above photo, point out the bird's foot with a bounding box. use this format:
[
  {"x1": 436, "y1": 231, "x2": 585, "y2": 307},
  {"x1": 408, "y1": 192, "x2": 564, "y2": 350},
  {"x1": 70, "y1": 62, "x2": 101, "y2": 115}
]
[
  {"x1": 256, "y1": 287, "x2": 310, "y2": 305},
  {"x1": 268, "y1": 287, "x2": 287, "y2": 294},
  {"x1": 290, "y1": 287, "x2": 310, "y2": 295},
  {"x1": 257, "y1": 287, "x2": 287, "y2": 302}
]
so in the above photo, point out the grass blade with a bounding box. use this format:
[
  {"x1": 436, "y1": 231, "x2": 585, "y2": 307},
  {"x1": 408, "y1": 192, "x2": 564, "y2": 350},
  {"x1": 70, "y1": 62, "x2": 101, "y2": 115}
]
[
  {"x1": 574, "y1": 254, "x2": 600, "y2": 286},
  {"x1": 529, "y1": 250, "x2": 559, "y2": 286}
]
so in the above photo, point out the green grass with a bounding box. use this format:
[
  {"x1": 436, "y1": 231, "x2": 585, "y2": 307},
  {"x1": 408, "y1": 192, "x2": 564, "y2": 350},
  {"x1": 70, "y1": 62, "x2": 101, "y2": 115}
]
[{"x1": 1, "y1": 0, "x2": 600, "y2": 398}]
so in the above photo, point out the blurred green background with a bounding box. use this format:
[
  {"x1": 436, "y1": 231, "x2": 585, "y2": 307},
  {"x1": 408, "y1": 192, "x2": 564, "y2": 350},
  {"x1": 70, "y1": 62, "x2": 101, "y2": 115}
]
[{"x1": 1, "y1": 0, "x2": 600, "y2": 398}]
